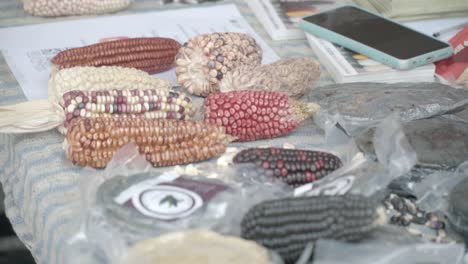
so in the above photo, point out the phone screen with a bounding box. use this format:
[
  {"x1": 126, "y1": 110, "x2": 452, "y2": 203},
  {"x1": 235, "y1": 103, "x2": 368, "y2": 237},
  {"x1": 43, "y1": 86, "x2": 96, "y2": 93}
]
[{"x1": 303, "y1": 6, "x2": 450, "y2": 59}]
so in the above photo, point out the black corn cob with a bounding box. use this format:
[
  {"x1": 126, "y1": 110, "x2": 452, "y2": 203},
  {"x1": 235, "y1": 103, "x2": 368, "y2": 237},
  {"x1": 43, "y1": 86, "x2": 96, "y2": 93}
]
[
  {"x1": 241, "y1": 194, "x2": 383, "y2": 263},
  {"x1": 233, "y1": 148, "x2": 343, "y2": 186}
]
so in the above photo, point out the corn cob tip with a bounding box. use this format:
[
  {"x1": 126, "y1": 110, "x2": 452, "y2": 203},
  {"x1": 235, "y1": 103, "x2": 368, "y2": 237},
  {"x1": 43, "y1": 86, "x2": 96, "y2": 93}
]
[{"x1": 289, "y1": 99, "x2": 320, "y2": 122}]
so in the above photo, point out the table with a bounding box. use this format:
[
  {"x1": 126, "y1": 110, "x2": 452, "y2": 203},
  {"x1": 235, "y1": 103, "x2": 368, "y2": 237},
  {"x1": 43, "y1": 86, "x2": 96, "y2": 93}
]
[{"x1": 0, "y1": 1, "x2": 334, "y2": 263}]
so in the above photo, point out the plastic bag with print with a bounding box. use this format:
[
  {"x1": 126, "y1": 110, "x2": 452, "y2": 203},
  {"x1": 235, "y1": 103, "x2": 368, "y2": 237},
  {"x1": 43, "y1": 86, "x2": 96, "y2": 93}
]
[
  {"x1": 224, "y1": 109, "x2": 362, "y2": 189},
  {"x1": 64, "y1": 143, "x2": 288, "y2": 264},
  {"x1": 294, "y1": 114, "x2": 417, "y2": 198}
]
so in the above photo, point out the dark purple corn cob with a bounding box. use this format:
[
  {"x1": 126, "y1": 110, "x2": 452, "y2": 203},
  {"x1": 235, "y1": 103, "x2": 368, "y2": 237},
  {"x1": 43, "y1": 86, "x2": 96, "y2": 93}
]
[
  {"x1": 233, "y1": 148, "x2": 343, "y2": 186},
  {"x1": 241, "y1": 194, "x2": 383, "y2": 263}
]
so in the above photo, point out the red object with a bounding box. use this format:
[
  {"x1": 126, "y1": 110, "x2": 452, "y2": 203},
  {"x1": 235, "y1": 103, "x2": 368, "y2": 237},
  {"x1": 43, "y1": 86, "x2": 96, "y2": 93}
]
[
  {"x1": 435, "y1": 26, "x2": 468, "y2": 83},
  {"x1": 203, "y1": 90, "x2": 303, "y2": 142}
]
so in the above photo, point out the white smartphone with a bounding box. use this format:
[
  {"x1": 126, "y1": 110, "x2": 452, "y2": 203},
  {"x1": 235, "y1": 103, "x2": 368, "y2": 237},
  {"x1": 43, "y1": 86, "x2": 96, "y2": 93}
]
[{"x1": 299, "y1": 5, "x2": 453, "y2": 70}]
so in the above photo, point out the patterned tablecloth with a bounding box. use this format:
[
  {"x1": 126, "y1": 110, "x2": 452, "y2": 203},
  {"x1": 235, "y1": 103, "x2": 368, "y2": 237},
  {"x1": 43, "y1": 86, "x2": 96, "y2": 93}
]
[{"x1": 0, "y1": 1, "x2": 334, "y2": 263}]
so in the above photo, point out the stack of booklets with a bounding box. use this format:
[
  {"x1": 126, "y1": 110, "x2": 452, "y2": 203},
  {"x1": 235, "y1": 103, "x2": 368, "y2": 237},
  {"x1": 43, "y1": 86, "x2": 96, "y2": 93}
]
[
  {"x1": 247, "y1": 0, "x2": 342, "y2": 40},
  {"x1": 354, "y1": 0, "x2": 468, "y2": 21},
  {"x1": 305, "y1": 33, "x2": 436, "y2": 83}
]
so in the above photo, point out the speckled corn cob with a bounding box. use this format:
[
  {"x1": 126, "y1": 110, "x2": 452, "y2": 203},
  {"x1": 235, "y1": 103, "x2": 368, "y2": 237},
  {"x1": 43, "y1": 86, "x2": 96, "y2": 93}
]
[
  {"x1": 51, "y1": 38, "x2": 181, "y2": 74},
  {"x1": 48, "y1": 66, "x2": 192, "y2": 132},
  {"x1": 49, "y1": 66, "x2": 172, "y2": 100},
  {"x1": 203, "y1": 90, "x2": 320, "y2": 141},
  {"x1": 233, "y1": 148, "x2": 342, "y2": 186},
  {"x1": 176, "y1": 32, "x2": 263, "y2": 97},
  {"x1": 22, "y1": 0, "x2": 131, "y2": 17},
  {"x1": 65, "y1": 117, "x2": 232, "y2": 168},
  {"x1": 219, "y1": 58, "x2": 321, "y2": 98},
  {"x1": 241, "y1": 195, "x2": 384, "y2": 263},
  {"x1": 61, "y1": 89, "x2": 195, "y2": 128}
]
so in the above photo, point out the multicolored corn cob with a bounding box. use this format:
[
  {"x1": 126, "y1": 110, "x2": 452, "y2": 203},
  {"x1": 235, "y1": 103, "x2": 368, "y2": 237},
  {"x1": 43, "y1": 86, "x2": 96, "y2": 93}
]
[
  {"x1": 47, "y1": 66, "x2": 194, "y2": 132},
  {"x1": 203, "y1": 90, "x2": 320, "y2": 141},
  {"x1": 233, "y1": 148, "x2": 342, "y2": 186},
  {"x1": 65, "y1": 117, "x2": 233, "y2": 168},
  {"x1": 51, "y1": 38, "x2": 181, "y2": 74},
  {"x1": 219, "y1": 58, "x2": 321, "y2": 98},
  {"x1": 22, "y1": 0, "x2": 132, "y2": 17},
  {"x1": 241, "y1": 195, "x2": 384, "y2": 263},
  {"x1": 176, "y1": 32, "x2": 263, "y2": 97},
  {"x1": 61, "y1": 89, "x2": 195, "y2": 128}
]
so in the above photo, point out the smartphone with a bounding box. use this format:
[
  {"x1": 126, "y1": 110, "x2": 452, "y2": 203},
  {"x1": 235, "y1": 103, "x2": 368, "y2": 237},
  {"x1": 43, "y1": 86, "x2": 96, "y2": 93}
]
[{"x1": 299, "y1": 5, "x2": 453, "y2": 70}]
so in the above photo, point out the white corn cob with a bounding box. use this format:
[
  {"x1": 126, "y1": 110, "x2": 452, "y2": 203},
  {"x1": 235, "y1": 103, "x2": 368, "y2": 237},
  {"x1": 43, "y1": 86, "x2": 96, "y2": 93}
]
[
  {"x1": 22, "y1": 0, "x2": 132, "y2": 17},
  {"x1": 48, "y1": 66, "x2": 172, "y2": 105}
]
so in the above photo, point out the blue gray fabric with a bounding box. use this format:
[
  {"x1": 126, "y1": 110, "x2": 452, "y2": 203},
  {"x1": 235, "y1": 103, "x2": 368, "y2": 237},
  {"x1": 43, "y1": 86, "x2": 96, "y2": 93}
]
[{"x1": 0, "y1": 1, "x2": 334, "y2": 263}]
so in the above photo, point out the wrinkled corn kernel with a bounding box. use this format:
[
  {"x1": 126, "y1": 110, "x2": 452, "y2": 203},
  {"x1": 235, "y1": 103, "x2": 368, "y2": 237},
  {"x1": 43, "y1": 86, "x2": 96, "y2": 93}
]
[
  {"x1": 219, "y1": 58, "x2": 321, "y2": 98},
  {"x1": 176, "y1": 32, "x2": 262, "y2": 97}
]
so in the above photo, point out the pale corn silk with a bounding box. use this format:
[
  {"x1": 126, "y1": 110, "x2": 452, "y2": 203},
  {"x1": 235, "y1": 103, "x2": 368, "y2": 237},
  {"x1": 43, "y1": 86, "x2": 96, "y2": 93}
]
[
  {"x1": 21, "y1": 0, "x2": 132, "y2": 17},
  {"x1": 0, "y1": 1, "x2": 334, "y2": 263}
]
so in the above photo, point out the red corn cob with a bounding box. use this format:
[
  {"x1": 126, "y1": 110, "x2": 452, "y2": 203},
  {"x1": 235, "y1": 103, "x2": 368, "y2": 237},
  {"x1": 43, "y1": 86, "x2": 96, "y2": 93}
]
[
  {"x1": 51, "y1": 37, "x2": 181, "y2": 74},
  {"x1": 202, "y1": 90, "x2": 320, "y2": 141},
  {"x1": 233, "y1": 148, "x2": 343, "y2": 187}
]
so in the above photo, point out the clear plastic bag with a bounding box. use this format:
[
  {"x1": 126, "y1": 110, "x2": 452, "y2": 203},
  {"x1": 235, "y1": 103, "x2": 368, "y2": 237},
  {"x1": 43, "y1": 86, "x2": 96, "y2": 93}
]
[
  {"x1": 414, "y1": 161, "x2": 468, "y2": 213},
  {"x1": 64, "y1": 143, "x2": 288, "y2": 264},
  {"x1": 356, "y1": 116, "x2": 468, "y2": 171},
  {"x1": 295, "y1": 114, "x2": 417, "y2": 198},
  {"x1": 313, "y1": 238, "x2": 465, "y2": 264},
  {"x1": 307, "y1": 82, "x2": 468, "y2": 136}
]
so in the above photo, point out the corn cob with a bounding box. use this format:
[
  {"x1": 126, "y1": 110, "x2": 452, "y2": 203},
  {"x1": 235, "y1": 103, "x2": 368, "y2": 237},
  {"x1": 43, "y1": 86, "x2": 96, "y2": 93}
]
[
  {"x1": 219, "y1": 58, "x2": 321, "y2": 98},
  {"x1": 121, "y1": 230, "x2": 272, "y2": 264},
  {"x1": 22, "y1": 0, "x2": 131, "y2": 17},
  {"x1": 241, "y1": 195, "x2": 384, "y2": 263},
  {"x1": 176, "y1": 32, "x2": 263, "y2": 97},
  {"x1": 61, "y1": 89, "x2": 195, "y2": 128},
  {"x1": 65, "y1": 117, "x2": 232, "y2": 168},
  {"x1": 51, "y1": 38, "x2": 181, "y2": 74},
  {"x1": 48, "y1": 66, "x2": 195, "y2": 133},
  {"x1": 203, "y1": 90, "x2": 320, "y2": 141},
  {"x1": 49, "y1": 66, "x2": 172, "y2": 102},
  {"x1": 233, "y1": 148, "x2": 342, "y2": 186}
]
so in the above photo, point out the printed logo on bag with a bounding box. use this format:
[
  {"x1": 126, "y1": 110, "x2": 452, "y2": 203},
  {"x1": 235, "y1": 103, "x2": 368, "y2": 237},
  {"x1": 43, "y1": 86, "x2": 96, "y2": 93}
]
[
  {"x1": 294, "y1": 176, "x2": 355, "y2": 197},
  {"x1": 136, "y1": 186, "x2": 203, "y2": 220},
  {"x1": 116, "y1": 175, "x2": 229, "y2": 221}
]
